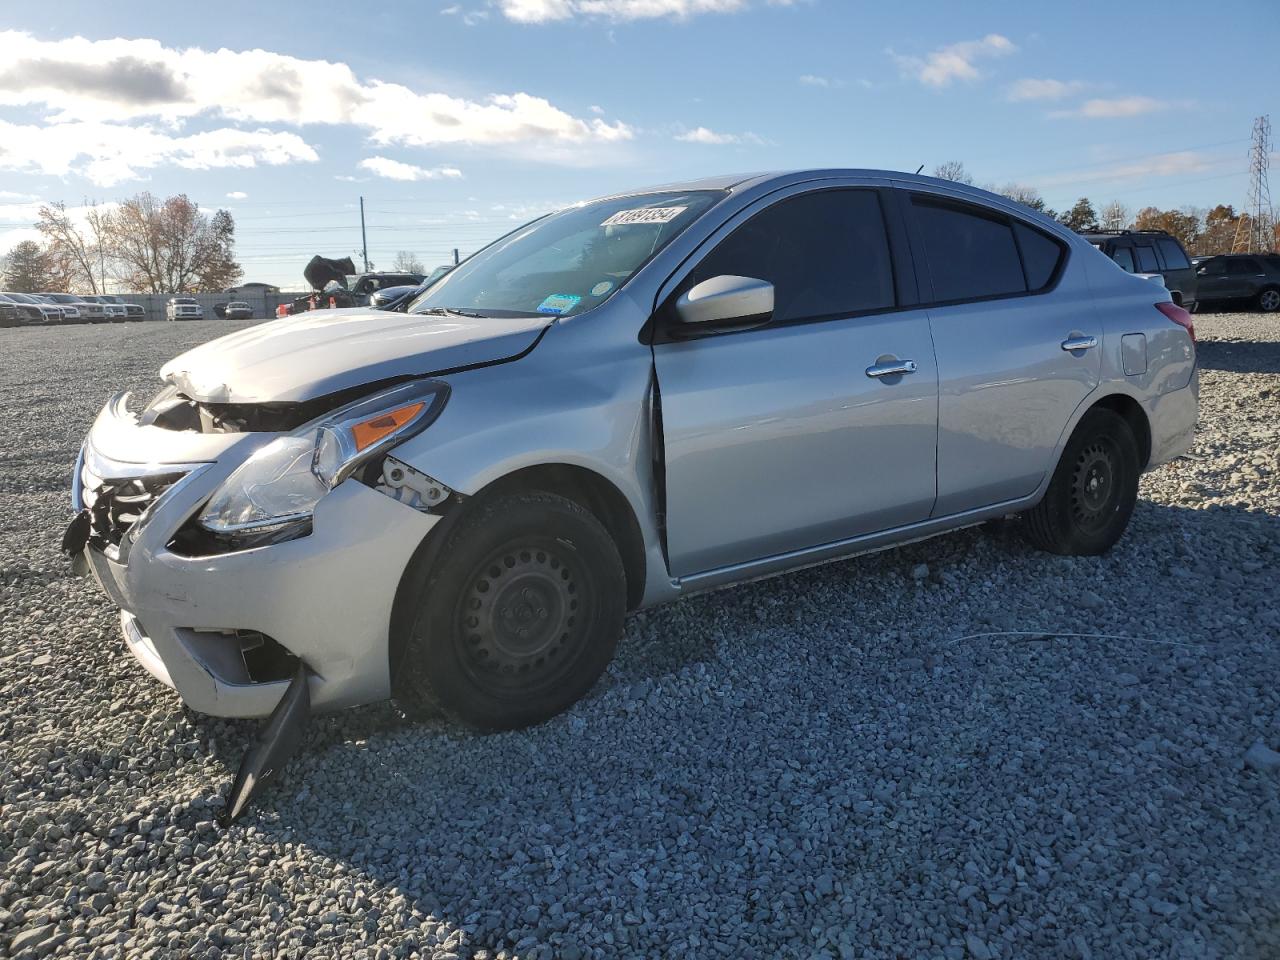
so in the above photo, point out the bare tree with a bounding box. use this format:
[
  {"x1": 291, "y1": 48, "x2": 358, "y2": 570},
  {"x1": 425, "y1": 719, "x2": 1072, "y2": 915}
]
[
  {"x1": 35, "y1": 202, "x2": 110, "y2": 293},
  {"x1": 932, "y1": 160, "x2": 974, "y2": 185},
  {"x1": 996, "y1": 183, "x2": 1048, "y2": 213},
  {"x1": 106, "y1": 193, "x2": 242, "y2": 293},
  {"x1": 392, "y1": 250, "x2": 425, "y2": 274},
  {"x1": 1097, "y1": 201, "x2": 1130, "y2": 232}
]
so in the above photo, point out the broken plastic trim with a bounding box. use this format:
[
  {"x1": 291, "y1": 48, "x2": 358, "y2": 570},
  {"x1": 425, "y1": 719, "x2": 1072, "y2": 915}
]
[{"x1": 221, "y1": 664, "x2": 312, "y2": 826}]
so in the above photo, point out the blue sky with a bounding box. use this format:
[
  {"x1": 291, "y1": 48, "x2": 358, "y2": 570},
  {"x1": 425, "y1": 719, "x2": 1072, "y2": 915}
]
[{"x1": 0, "y1": 0, "x2": 1275, "y2": 288}]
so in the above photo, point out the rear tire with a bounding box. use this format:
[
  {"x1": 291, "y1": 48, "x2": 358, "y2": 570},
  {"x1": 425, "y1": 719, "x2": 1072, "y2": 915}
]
[
  {"x1": 393, "y1": 491, "x2": 625, "y2": 731},
  {"x1": 1258, "y1": 287, "x2": 1280, "y2": 313},
  {"x1": 1021, "y1": 408, "x2": 1139, "y2": 556}
]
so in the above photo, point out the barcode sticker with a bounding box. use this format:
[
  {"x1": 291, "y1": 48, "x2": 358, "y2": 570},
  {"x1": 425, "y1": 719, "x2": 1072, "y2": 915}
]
[{"x1": 601, "y1": 206, "x2": 688, "y2": 227}]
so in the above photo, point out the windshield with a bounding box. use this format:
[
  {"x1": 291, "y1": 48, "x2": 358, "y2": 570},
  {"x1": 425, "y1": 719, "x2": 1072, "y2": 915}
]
[{"x1": 407, "y1": 190, "x2": 723, "y2": 319}]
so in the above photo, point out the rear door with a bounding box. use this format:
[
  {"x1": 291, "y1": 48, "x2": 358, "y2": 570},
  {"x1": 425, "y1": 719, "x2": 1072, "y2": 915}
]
[
  {"x1": 652, "y1": 184, "x2": 939, "y2": 577},
  {"x1": 904, "y1": 192, "x2": 1100, "y2": 516}
]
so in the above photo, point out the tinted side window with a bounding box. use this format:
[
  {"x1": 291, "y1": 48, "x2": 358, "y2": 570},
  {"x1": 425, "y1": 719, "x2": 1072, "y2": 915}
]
[
  {"x1": 911, "y1": 198, "x2": 1025, "y2": 301},
  {"x1": 684, "y1": 190, "x2": 895, "y2": 324},
  {"x1": 1156, "y1": 238, "x2": 1190, "y2": 269},
  {"x1": 1013, "y1": 222, "x2": 1065, "y2": 290},
  {"x1": 1200, "y1": 258, "x2": 1227, "y2": 276},
  {"x1": 1229, "y1": 258, "x2": 1262, "y2": 275},
  {"x1": 1134, "y1": 245, "x2": 1160, "y2": 272},
  {"x1": 1112, "y1": 247, "x2": 1136, "y2": 272}
]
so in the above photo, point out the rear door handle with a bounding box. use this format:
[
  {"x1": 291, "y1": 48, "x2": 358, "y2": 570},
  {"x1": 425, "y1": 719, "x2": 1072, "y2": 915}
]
[
  {"x1": 866, "y1": 359, "x2": 918, "y2": 378},
  {"x1": 1061, "y1": 335, "x2": 1098, "y2": 352}
]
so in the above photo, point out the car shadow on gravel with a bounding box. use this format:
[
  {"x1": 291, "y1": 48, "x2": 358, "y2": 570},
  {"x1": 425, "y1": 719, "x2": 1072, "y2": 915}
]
[
  {"x1": 200, "y1": 496, "x2": 1280, "y2": 956},
  {"x1": 1195, "y1": 339, "x2": 1280, "y2": 374}
]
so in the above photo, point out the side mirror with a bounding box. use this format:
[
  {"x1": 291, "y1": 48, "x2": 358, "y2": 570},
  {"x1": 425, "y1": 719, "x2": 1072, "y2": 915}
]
[{"x1": 675, "y1": 275, "x2": 773, "y2": 328}]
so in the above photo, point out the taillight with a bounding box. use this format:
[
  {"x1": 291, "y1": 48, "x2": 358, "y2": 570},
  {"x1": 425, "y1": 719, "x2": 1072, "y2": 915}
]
[{"x1": 1155, "y1": 301, "x2": 1195, "y2": 343}]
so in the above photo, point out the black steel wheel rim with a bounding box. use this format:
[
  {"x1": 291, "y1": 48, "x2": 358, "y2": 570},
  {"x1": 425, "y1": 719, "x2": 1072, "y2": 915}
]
[
  {"x1": 1070, "y1": 439, "x2": 1119, "y2": 533},
  {"x1": 454, "y1": 539, "x2": 587, "y2": 693}
]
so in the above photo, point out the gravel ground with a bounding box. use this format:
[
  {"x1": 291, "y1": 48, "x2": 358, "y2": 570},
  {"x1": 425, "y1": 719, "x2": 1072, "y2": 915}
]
[{"x1": 2, "y1": 313, "x2": 1278, "y2": 959}]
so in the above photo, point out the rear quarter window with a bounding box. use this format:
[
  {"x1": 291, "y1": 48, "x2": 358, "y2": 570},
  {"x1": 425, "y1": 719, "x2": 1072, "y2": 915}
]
[
  {"x1": 1134, "y1": 245, "x2": 1160, "y2": 272},
  {"x1": 1013, "y1": 222, "x2": 1066, "y2": 290}
]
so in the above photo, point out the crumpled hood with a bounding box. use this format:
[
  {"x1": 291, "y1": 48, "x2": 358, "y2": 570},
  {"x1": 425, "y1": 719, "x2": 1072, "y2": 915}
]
[{"x1": 160, "y1": 308, "x2": 551, "y2": 403}]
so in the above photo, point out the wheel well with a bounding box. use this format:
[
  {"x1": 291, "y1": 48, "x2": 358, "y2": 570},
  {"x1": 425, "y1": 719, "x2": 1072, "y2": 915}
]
[
  {"x1": 1090, "y1": 394, "x2": 1151, "y2": 469},
  {"x1": 477, "y1": 464, "x2": 648, "y2": 610}
]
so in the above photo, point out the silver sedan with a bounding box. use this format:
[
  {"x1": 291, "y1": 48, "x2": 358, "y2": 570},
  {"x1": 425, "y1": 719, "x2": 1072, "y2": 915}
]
[{"x1": 68, "y1": 169, "x2": 1197, "y2": 731}]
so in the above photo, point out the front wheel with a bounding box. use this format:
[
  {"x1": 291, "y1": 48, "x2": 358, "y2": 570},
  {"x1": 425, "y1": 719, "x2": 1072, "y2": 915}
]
[
  {"x1": 394, "y1": 491, "x2": 625, "y2": 731},
  {"x1": 1258, "y1": 288, "x2": 1280, "y2": 313},
  {"x1": 1021, "y1": 408, "x2": 1140, "y2": 556}
]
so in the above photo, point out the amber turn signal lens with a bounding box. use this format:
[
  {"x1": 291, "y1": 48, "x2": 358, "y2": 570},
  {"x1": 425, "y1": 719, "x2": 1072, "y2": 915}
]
[{"x1": 350, "y1": 402, "x2": 425, "y2": 452}]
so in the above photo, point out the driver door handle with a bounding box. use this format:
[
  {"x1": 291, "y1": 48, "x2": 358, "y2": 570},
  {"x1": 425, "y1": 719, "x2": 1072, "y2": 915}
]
[
  {"x1": 866, "y1": 359, "x2": 918, "y2": 378},
  {"x1": 1061, "y1": 335, "x2": 1098, "y2": 352}
]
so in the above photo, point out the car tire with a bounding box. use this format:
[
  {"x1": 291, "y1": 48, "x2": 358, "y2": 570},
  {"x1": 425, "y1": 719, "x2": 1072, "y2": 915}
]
[
  {"x1": 1258, "y1": 287, "x2": 1280, "y2": 313},
  {"x1": 394, "y1": 491, "x2": 625, "y2": 731},
  {"x1": 1021, "y1": 407, "x2": 1140, "y2": 556}
]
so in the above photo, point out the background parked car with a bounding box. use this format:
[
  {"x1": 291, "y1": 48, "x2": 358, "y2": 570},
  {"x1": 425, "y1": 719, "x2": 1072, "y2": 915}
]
[
  {"x1": 41, "y1": 292, "x2": 105, "y2": 323},
  {"x1": 92, "y1": 294, "x2": 144, "y2": 320},
  {"x1": 35, "y1": 293, "x2": 88, "y2": 323},
  {"x1": 166, "y1": 297, "x2": 204, "y2": 321},
  {"x1": 0, "y1": 296, "x2": 21, "y2": 327},
  {"x1": 224, "y1": 301, "x2": 253, "y2": 320},
  {"x1": 1082, "y1": 229, "x2": 1198, "y2": 311},
  {"x1": 369, "y1": 284, "x2": 419, "y2": 308},
  {"x1": 0, "y1": 292, "x2": 61, "y2": 324},
  {"x1": 81, "y1": 295, "x2": 129, "y2": 322},
  {"x1": 1194, "y1": 254, "x2": 1280, "y2": 313}
]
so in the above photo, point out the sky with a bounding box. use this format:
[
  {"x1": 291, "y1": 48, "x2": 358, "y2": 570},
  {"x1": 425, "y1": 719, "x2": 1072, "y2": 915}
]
[{"x1": 0, "y1": 0, "x2": 1276, "y2": 289}]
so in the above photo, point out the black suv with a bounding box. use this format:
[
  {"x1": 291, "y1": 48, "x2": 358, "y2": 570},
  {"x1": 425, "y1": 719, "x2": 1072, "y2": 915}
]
[
  {"x1": 1193, "y1": 254, "x2": 1280, "y2": 313},
  {"x1": 1082, "y1": 230, "x2": 1198, "y2": 311}
]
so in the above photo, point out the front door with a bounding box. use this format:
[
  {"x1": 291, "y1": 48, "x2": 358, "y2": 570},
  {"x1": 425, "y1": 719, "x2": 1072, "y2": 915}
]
[{"x1": 652, "y1": 187, "x2": 939, "y2": 577}]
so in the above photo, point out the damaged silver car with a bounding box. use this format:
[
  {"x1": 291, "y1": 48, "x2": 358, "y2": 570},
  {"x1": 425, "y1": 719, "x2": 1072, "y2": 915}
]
[{"x1": 68, "y1": 169, "x2": 1198, "y2": 736}]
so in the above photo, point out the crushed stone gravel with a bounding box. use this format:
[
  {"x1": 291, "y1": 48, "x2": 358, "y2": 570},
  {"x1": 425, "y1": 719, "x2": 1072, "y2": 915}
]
[{"x1": 1, "y1": 312, "x2": 1278, "y2": 959}]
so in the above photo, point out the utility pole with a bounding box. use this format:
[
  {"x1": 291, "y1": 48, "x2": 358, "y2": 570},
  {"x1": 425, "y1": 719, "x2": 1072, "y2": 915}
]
[
  {"x1": 1233, "y1": 115, "x2": 1273, "y2": 254},
  {"x1": 359, "y1": 196, "x2": 370, "y2": 272}
]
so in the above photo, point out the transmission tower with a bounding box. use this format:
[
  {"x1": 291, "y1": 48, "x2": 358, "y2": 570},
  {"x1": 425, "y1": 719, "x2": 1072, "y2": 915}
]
[{"x1": 1232, "y1": 115, "x2": 1273, "y2": 253}]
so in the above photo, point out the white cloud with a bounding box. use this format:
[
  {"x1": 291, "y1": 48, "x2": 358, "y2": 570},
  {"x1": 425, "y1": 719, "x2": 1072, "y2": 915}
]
[
  {"x1": 497, "y1": 0, "x2": 794, "y2": 22},
  {"x1": 0, "y1": 118, "x2": 319, "y2": 186},
  {"x1": 675, "y1": 126, "x2": 764, "y2": 145},
  {"x1": 1006, "y1": 77, "x2": 1084, "y2": 101},
  {"x1": 1037, "y1": 151, "x2": 1217, "y2": 188},
  {"x1": 891, "y1": 34, "x2": 1016, "y2": 88},
  {"x1": 358, "y1": 156, "x2": 464, "y2": 181},
  {"x1": 798, "y1": 74, "x2": 832, "y2": 88},
  {"x1": 225, "y1": 190, "x2": 248, "y2": 199},
  {"x1": 1052, "y1": 96, "x2": 1173, "y2": 119},
  {"x1": 0, "y1": 31, "x2": 635, "y2": 183}
]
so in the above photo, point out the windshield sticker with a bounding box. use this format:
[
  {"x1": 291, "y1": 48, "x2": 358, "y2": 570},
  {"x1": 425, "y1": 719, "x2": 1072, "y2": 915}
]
[
  {"x1": 590, "y1": 280, "x2": 614, "y2": 297},
  {"x1": 601, "y1": 206, "x2": 688, "y2": 227},
  {"x1": 537, "y1": 293, "x2": 582, "y2": 315}
]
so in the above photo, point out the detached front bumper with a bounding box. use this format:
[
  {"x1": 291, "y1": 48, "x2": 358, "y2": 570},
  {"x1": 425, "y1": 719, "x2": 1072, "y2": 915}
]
[{"x1": 74, "y1": 395, "x2": 439, "y2": 718}]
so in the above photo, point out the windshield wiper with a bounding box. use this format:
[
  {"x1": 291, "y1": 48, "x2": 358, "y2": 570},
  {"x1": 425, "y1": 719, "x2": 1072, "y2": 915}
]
[{"x1": 417, "y1": 306, "x2": 486, "y2": 318}]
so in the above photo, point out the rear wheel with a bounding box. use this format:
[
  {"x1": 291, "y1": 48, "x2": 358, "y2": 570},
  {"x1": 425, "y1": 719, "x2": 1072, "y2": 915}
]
[
  {"x1": 394, "y1": 491, "x2": 625, "y2": 731},
  {"x1": 1258, "y1": 288, "x2": 1280, "y2": 313},
  {"x1": 1021, "y1": 408, "x2": 1140, "y2": 556}
]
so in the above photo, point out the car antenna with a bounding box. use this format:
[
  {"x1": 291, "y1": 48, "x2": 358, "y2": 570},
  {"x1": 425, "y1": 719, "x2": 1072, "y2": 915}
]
[{"x1": 915, "y1": 164, "x2": 925, "y2": 175}]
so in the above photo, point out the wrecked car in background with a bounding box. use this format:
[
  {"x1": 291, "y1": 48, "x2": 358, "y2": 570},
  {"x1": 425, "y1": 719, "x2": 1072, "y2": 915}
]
[{"x1": 65, "y1": 170, "x2": 1198, "y2": 815}]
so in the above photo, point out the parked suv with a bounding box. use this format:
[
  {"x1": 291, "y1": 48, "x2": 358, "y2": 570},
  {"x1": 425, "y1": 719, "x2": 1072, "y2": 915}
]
[
  {"x1": 67, "y1": 170, "x2": 1197, "y2": 734},
  {"x1": 1082, "y1": 230, "x2": 1198, "y2": 311},
  {"x1": 1193, "y1": 254, "x2": 1280, "y2": 313},
  {"x1": 224, "y1": 302, "x2": 254, "y2": 320},
  {"x1": 0, "y1": 296, "x2": 20, "y2": 327},
  {"x1": 166, "y1": 297, "x2": 204, "y2": 321}
]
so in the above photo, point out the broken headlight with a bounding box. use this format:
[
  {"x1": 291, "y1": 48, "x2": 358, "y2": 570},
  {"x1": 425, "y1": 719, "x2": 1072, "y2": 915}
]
[{"x1": 197, "y1": 380, "x2": 449, "y2": 534}]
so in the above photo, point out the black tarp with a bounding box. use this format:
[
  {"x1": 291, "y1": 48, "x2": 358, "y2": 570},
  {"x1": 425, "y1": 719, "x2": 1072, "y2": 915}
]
[{"x1": 303, "y1": 255, "x2": 356, "y2": 292}]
